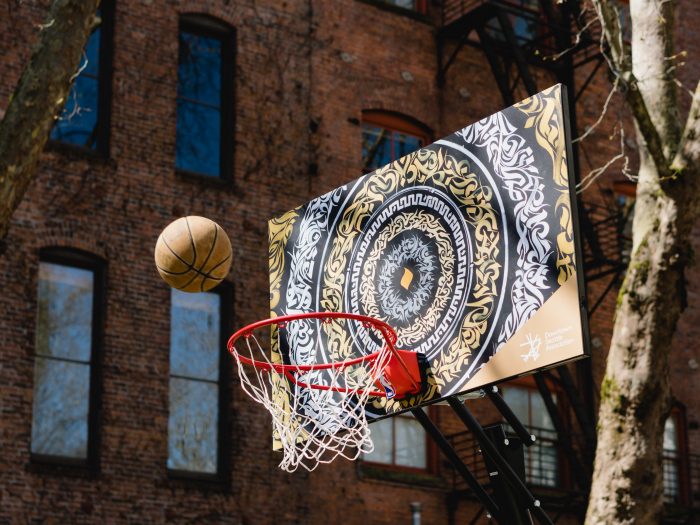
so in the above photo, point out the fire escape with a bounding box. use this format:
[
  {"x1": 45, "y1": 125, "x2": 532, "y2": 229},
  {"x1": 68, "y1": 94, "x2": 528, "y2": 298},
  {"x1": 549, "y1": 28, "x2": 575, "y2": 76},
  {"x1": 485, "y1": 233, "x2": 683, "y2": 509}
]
[{"x1": 435, "y1": 1, "x2": 630, "y2": 522}]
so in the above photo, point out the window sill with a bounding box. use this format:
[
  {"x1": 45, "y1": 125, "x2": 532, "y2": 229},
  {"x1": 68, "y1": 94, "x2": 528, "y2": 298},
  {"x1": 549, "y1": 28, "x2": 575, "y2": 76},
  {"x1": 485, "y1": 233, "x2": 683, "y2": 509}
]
[
  {"x1": 166, "y1": 468, "x2": 231, "y2": 492},
  {"x1": 359, "y1": 461, "x2": 445, "y2": 488},
  {"x1": 27, "y1": 453, "x2": 98, "y2": 478},
  {"x1": 45, "y1": 140, "x2": 110, "y2": 163},
  {"x1": 175, "y1": 168, "x2": 236, "y2": 190},
  {"x1": 355, "y1": 0, "x2": 431, "y2": 24}
]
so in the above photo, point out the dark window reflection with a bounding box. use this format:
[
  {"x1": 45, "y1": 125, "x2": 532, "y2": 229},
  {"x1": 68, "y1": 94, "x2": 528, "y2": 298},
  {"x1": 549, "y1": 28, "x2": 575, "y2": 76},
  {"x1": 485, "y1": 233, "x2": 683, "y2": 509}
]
[
  {"x1": 31, "y1": 263, "x2": 94, "y2": 458},
  {"x1": 362, "y1": 124, "x2": 424, "y2": 173},
  {"x1": 176, "y1": 31, "x2": 223, "y2": 177},
  {"x1": 50, "y1": 11, "x2": 102, "y2": 149},
  {"x1": 168, "y1": 290, "x2": 220, "y2": 473}
]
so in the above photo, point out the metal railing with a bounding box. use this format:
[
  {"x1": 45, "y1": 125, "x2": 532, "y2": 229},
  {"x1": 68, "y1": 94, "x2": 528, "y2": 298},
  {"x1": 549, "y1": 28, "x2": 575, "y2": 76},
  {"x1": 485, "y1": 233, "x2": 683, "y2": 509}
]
[
  {"x1": 440, "y1": 0, "x2": 601, "y2": 66},
  {"x1": 445, "y1": 424, "x2": 571, "y2": 491},
  {"x1": 446, "y1": 425, "x2": 699, "y2": 511}
]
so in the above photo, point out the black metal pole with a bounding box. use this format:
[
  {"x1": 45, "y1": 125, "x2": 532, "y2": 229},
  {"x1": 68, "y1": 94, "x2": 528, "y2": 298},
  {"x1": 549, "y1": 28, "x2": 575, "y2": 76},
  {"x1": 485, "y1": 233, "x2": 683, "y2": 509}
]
[
  {"x1": 486, "y1": 386, "x2": 537, "y2": 447},
  {"x1": 446, "y1": 398, "x2": 555, "y2": 525},
  {"x1": 410, "y1": 408, "x2": 502, "y2": 521}
]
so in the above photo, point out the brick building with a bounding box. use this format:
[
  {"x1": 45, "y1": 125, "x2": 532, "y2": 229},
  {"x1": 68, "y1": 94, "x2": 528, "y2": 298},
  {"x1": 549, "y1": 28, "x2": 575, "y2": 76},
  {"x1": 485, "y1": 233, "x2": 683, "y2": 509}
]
[{"x1": 1, "y1": 0, "x2": 700, "y2": 523}]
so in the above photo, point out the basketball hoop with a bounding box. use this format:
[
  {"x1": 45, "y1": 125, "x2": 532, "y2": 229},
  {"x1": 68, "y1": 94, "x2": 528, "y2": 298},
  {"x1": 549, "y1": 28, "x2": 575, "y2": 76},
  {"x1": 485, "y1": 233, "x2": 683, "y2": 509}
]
[{"x1": 227, "y1": 312, "x2": 425, "y2": 472}]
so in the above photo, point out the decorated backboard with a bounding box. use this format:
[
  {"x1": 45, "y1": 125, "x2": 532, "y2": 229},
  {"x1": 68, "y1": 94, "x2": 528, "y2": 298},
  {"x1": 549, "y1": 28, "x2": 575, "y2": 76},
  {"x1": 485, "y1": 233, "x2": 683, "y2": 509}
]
[{"x1": 268, "y1": 84, "x2": 589, "y2": 418}]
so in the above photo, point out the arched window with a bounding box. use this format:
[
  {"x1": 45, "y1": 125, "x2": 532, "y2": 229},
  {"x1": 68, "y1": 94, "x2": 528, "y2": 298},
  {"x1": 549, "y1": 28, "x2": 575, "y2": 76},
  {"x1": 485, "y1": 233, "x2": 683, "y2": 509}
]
[
  {"x1": 176, "y1": 15, "x2": 235, "y2": 180},
  {"x1": 50, "y1": 0, "x2": 115, "y2": 155},
  {"x1": 361, "y1": 111, "x2": 430, "y2": 173}
]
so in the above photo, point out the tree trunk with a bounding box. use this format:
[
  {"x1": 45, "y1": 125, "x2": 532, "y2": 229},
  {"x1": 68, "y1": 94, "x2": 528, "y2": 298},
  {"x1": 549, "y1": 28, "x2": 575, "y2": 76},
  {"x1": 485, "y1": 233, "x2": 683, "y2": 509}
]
[
  {"x1": 0, "y1": 0, "x2": 100, "y2": 249},
  {"x1": 585, "y1": 0, "x2": 700, "y2": 522}
]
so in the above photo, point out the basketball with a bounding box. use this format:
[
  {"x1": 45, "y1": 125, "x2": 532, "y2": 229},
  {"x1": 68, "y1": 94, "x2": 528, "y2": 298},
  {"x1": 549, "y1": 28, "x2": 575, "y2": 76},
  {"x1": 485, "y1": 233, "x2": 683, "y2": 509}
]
[{"x1": 154, "y1": 216, "x2": 232, "y2": 293}]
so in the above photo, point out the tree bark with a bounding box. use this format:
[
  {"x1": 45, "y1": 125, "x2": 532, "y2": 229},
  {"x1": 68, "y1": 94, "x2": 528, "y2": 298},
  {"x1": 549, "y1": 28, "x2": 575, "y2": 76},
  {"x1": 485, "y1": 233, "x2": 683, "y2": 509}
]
[
  {"x1": 0, "y1": 0, "x2": 100, "y2": 249},
  {"x1": 585, "y1": 0, "x2": 700, "y2": 523}
]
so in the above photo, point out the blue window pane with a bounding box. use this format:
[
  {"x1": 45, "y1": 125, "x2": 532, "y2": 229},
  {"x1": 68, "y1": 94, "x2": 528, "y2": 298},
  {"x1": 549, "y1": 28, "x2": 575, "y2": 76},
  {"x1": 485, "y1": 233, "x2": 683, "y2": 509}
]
[
  {"x1": 83, "y1": 25, "x2": 101, "y2": 77},
  {"x1": 168, "y1": 378, "x2": 219, "y2": 473},
  {"x1": 50, "y1": 15, "x2": 101, "y2": 149},
  {"x1": 170, "y1": 290, "x2": 220, "y2": 381},
  {"x1": 50, "y1": 74, "x2": 99, "y2": 147},
  {"x1": 175, "y1": 100, "x2": 221, "y2": 177},
  {"x1": 178, "y1": 32, "x2": 222, "y2": 106},
  {"x1": 31, "y1": 358, "x2": 90, "y2": 458},
  {"x1": 362, "y1": 125, "x2": 392, "y2": 171},
  {"x1": 36, "y1": 262, "x2": 93, "y2": 362},
  {"x1": 394, "y1": 132, "x2": 422, "y2": 160}
]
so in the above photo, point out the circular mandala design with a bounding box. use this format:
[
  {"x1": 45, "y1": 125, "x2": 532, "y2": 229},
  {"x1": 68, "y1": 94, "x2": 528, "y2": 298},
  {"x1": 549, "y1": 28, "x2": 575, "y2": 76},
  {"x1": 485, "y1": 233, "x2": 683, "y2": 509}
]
[
  {"x1": 345, "y1": 187, "x2": 472, "y2": 359},
  {"x1": 376, "y1": 233, "x2": 438, "y2": 324}
]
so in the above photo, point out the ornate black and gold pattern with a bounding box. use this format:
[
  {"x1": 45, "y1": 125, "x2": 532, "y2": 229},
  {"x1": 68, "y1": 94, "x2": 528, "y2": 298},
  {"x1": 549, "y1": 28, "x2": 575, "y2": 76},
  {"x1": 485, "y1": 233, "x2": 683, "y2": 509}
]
[{"x1": 269, "y1": 84, "x2": 584, "y2": 417}]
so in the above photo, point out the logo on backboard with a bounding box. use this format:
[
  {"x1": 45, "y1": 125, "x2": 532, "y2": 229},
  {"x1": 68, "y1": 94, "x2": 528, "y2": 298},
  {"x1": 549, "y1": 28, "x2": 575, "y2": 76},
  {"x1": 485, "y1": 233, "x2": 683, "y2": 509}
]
[{"x1": 520, "y1": 333, "x2": 542, "y2": 362}]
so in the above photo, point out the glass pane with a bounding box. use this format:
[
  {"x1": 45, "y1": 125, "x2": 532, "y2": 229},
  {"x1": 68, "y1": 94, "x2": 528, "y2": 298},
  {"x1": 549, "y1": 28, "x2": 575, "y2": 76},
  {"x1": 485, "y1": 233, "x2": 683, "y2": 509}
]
[
  {"x1": 83, "y1": 23, "x2": 101, "y2": 77},
  {"x1": 384, "y1": 0, "x2": 417, "y2": 10},
  {"x1": 178, "y1": 31, "x2": 222, "y2": 106},
  {"x1": 175, "y1": 100, "x2": 221, "y2": 177},
  {"x1": 364, "y1": 418, "x2": 393, "y2": 464},
  {"x1": 170, "y1": 290, "x2": 220, "y2": 381},
  {"x1": 530, "y1": 390, "x2": 557, "y2": 439},
  {"x1": 663, "y1": 458, "x2": 680, "y2": 502},
  {"x1": 168, "y1": 377, "x2": 219, "y2": 473},
  {"x1": 394, "y1": 132, "x2": 422, "y2": 160},
  {"x1": 362, "y1": 125, "x2": 392, "y2": 171},
  {"x1": 50, "y1": 75, "x2": 99, "y2": 148},
  {"x1": 31, "y1": 358, "x2": 90, "y2": 458},
  {"x1": 503, "y1": 386, "x2": 529, "y2": 425},
  {"x1": 527, "y1": 443, "x2": 558, "y2": 487},
  {"x1": 36, "y1": 262, "x2": 93, "y2": 362},
  {"x1": 395, "y1": 415, "x2": 427, "y2": 468},
  {"x1": 664, "y1": 417, "x2": 678, "y2": 452}
]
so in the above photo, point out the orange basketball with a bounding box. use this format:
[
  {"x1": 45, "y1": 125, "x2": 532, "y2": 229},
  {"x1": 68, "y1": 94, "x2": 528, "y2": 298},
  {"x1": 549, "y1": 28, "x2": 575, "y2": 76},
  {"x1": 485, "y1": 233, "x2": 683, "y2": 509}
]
[{"x1": 154, "y1": 216, "x2": 232, "y2": 293}]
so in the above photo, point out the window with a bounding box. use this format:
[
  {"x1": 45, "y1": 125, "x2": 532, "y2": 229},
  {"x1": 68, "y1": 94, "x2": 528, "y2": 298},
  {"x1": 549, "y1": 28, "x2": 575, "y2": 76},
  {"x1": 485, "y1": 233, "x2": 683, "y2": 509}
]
[
  {"x1": 361, "y1": 112, "x2": 429, "y2": 173},
  {"x1": 50, "y1": 1, "x2": 114, "y2": 154},
  {"x1": 663, "y1": 408, "x2": 688, "y2": 505},
  {"x1": 503, "y1": 385, "x2": 559, "y2": 487},
  {"x1": 376, "y1": 0, "x2": 427, "y2": 14},
  {"x1": 31, "y1": 251, "x2": 104, "y2": 464},
  {"x1": 176, "y1": 16, "x2": 235, "y2": 179},
  {"x1": 168, "y1": 289, "x2": 227, "y2": 476},
  {"x1": 364, "y1": 412, "x2": 428, "y2": 469}
]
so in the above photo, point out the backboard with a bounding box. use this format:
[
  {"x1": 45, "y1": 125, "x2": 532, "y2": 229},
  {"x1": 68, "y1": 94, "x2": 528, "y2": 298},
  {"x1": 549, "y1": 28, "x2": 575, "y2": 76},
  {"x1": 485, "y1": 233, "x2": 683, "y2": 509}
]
[{"x1": 268, "y1": 84, "x2": 589, "y2": 419}]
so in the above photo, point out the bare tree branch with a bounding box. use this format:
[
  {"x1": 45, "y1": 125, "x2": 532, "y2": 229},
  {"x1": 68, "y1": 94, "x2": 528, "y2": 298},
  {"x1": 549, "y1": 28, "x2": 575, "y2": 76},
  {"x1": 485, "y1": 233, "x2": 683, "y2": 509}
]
[
  {"x1": 590, "y1": 0, "x2": 671, "y2": 177},
  {"x1": 672, "y1": 80, "x2": 700, "y2": 172},
  {"x1": 0, "y1": 0, "x2": 100, "y2": 247}
]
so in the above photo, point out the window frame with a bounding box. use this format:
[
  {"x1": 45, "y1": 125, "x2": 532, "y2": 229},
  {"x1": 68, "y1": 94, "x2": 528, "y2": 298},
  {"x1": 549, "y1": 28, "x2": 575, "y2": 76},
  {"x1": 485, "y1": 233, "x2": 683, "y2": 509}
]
[
  {"x1": 361, "y1": 110, "x2": 431, "y2": 174},
  {"x1": 47, "y1": 0, "x2": 115, "y2": 158},
  {"x1": 362, "y1": 407, "x2": 438, "y2": 475},
  {"x1": 663, "y1": 403, "x2": 690, "y2": 506},
  {"x1": 166, "y1": 282, "x2": 232, "y2": 485},
  {"x1": 501, "y1": 378, "x2": 570, "y2": 489},
  {"x1": 29, "y1": 247, "x2": 107, "y2": 472},
  {"x1": 357, "y1": 0, "x2": 429, "y2": 20},
  {"x1": 175, "y1": 15, "x2": 236, "y2": 183}
]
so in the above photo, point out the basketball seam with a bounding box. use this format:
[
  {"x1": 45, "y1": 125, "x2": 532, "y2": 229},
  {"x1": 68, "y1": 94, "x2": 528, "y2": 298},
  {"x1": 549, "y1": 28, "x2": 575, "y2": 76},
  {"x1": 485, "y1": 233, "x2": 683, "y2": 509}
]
[
  {"x1": 160, "y1": 236, "x2": 227, "y2": 288},
  {"x1": 197, "y1": 224, "x2": 219, "y2": 291},
  {"x1": 184, "y1": 216, "x2": 197, "y2": 266},
  {"x1": 199, "y1": 245, "x2": 231, "y2": 291},
  {"x1": 178, "y1": 224, "x2": 222, "y2": 291},
  {"x1": 161, "y1": 236, "x2": 194, "y2": 270}
]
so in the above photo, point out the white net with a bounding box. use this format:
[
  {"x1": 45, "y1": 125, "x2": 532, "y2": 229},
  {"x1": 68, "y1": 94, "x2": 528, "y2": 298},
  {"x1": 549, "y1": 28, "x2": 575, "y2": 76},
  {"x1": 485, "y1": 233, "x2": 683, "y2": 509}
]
[{"x1": 229, "y1": 316, "x2": 394, "y2": 472}]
